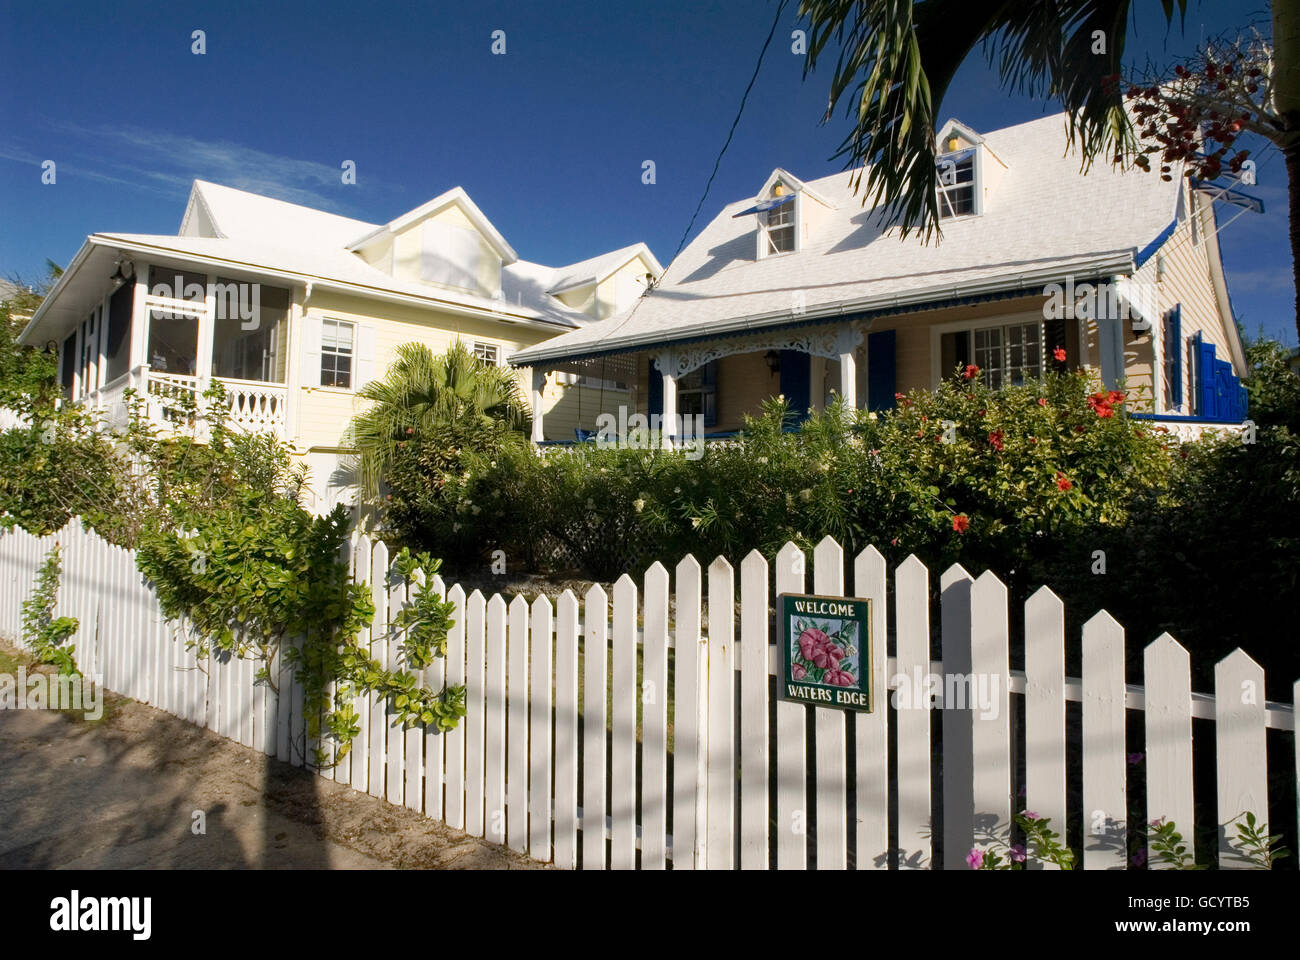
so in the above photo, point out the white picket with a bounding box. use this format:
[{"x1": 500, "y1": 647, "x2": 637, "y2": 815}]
[
  {"x1": 411, "y1": 571, "x2": 437, "y2": 814},
  {"x1": 444, "y1": 582, "x2": 469, "y2": 830},
  {"x1": 738, "y1": 550, "x2": 769, "y2": 869},
  {"x1": 1024, "y1": 587, "x2": 1067, "y2": 869},
  {"x1": 376, "y1": 542, "x2": 404, "y2": 807},
  {"x1": 1214, "y1": 649, "x2": 1268, "y2": 868},
  {"x1": 346, "y1": 534, "x2": 367, "y2": 789},
  {"x1": 554, "y1": 590, "x2": 581, "y2": 869},
  {"x1": 812, "y1": 536, "x2": 847, "y2": 870},
  {"x1": 529, "y1": 595, "x2": 553, "y2": 861},
  {"x1": 456, "y1": 584, "x2": 477, "y2": 832},
  {"x1": 671, "y1": 556, "x2": 703, "y2": 870},
  {"x1": 483, "y1": 592, "x2": 506, "y2": 844},
  {"x1": 894, "y1": 555, "x2": 931, "y2": 869},
  {"x1": 366, "y1": 538, "x2": 386, "y2": 798},
  {"x1": 641, "y1": 564, "x2": 670, "y2": 870},
  {"x1": 1082, "y1": 611, "x2": 1126, "y2": 870},
  {"x1": 582, "y1": 584, "x2": 608, "y2": 869},
  {"x1": 706, "y1": 556, "x2": 735, "y2": 870},
  {"x1": 1144, "y1": 633, "x2": 1194, "y2": 868},
  {"x1": 853, "y1": 545, "x2": 888, "y2": 871},
  {"x1": 610, "y1": 575, "x2": 638, "y2": 869},
  {"x1": 970, "y1": 571, "x2": 1011, "y2": 854},
  {"x1": 506, "y1": 594, "x2": 530, "y2": 854},
  {"x1": 940, "y1": 563, "x2": 974, "y2": 869},
  {"x1": 774, "y1": 542, "x2": 807, "y2": 869}
]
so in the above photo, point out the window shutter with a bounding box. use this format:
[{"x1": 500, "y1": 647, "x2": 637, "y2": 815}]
[
  {"x1": 355, "y1": 324, "x2": 377, "y2": 390},
  {"x1": 1165, "y1": 305, "x2": 1182, "y2": 408},
  {"x1": 866, "y1": 329, "x2": 897, "y2": 411},
  {"x1": 302, "y1": 314, "x2": 322, "y2": 387},
  {"x1": 779, "y1": 350, "x2": 811, "y2": 421},
  {"x1": 1193, "y1": 332, "x2": 1218, "y2": 418}
]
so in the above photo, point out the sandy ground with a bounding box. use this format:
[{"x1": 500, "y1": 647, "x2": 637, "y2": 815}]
[{"x1": 0, "y1": 644, "x2": 545, "y2": 870}]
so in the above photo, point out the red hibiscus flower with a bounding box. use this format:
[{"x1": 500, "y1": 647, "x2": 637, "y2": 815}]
[
  {"x1": 798, "y1": 628, "x2": 830, "y2": 662},
  {"x1": 1037, "y1": 397, "x2": 1048, "y2": 407},
  {"x1": 1107, "y1": 390, "x2": 1126, "y2": 405},
  {"x1": 962, "y1": 364, "x2": 980, "y2": 380},
  {"x1": 1053, "y1": 347, "x2": 1067, "y2": 363},
  {"x1": 1056, "y1": 472, "x2": 1073, "y2": 491},
  {"x1": 988, "y1": 430, "x2": 1005, "y2": 451},
  {"x1": 952, "y1": 514, "x2": 970, "y2": 533},
  {"x1": 894, "y1": 392, "x2": 905, "y2": 401},
  {"x1": 824, "y1": 668, "x2": 856, "y2": 687}
]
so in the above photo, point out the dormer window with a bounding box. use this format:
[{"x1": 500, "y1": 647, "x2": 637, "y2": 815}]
[
  {"x1": 764, "y1": 199, "x2": 796, "y2": 255},
  {"x1": 937, "y1": 148, "x2": 977, "y2": 219}
]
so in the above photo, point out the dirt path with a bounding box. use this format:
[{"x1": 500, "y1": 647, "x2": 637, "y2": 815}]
[{"x1": 0, "y1": 645, "x2": 544, "y2": 870}]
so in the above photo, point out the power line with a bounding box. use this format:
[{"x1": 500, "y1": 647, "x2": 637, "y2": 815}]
[{"x1": 669, "y1": 0, "x2": 791, "y2": 265}]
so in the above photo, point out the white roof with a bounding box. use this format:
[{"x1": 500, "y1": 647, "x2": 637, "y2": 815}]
[
  {"x1": 547, "y1": 243, "x2": 663, "y2": 294},
  {"x1": 25, "y1": 179, "x2": 663, "y2": 342},
  {"x1": 511, "y1": 112, "x2": 1183, "y2": 366}
]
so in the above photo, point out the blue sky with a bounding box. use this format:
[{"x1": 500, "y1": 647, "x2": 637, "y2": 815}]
[{"x1": 1, "y1": 0, "x2": 1292, "y2": 346}]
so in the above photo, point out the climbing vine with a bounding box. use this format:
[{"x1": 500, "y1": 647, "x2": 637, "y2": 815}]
[
  {"x1": 131, "y1": 394, "x2": 463, "y2": 767},
  {"x1": 21, "y1": 545, "x2": 80, "y2": 676}
]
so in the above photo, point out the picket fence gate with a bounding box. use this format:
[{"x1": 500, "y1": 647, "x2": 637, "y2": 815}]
[{"x1": 0, "y1": 518, "x2": 1296, "y2": 870}]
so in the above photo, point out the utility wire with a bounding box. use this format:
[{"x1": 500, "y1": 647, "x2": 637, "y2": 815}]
[{"x1": 669, "y1": 0, "x2": 792, "y2": 265}]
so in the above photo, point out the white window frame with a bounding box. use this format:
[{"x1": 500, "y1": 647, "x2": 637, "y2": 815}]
[
  {"x1": 928, "y1": 312, "x2": 1047, "y2": 388},
  {"x1": 472, "y1": 341, "x2": 501, "y2": 366},
  {"x1": 936, "y1": 147, "x2": 983, "y2": 221},
  {"x1": 320, "y1": 317, "x2": 356, "y2": 389},
  {"x1": 755, "y1": 191, "x2": 801, "y2": 260}
]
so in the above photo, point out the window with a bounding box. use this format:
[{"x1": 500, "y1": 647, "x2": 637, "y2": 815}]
[
  {"x1": 763, "y1": 200, "x2": 795, "y2": 255},
  {"x1": 943, "y1": 320, "x2": 1043, "y2": 388},
  {"x1": 937, "y1": 149, "x2": 976, "y2": 219},
  {"x1": 677, "y1": 360, "x2": 717, "y2": 426},
  {"x1": 320, "y1": 319, "x2": 354, "y2": 388},
  {"x1": 473, "y1": 341, "x2": 500, "y2": 365},
  {"x1": 147, "y1": 308, "x2": 199, "y2": 376}
]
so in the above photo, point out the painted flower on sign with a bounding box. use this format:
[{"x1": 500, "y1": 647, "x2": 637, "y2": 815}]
[{"x1": 789, "y1": 618, "x2": 859, "y2": 690}]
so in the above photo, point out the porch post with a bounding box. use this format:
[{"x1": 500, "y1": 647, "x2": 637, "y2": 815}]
[
  {"x1": 128, "y1": 265, "x2": 150, "y2": 374},
  {"x1": 197, "y1": 274, "x2": 217, "y2": 385},
  {"x1": 657, "y1": 351, "x2": 677, "y2": 449},
  {"x1": 531, "y1": 367, "x2": 546, "y2": 443},
  {"x1": 838, "y1": 347, "x2": 857, "y2": 409}
]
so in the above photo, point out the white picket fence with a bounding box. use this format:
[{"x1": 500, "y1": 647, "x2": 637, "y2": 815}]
[{"x1": 0, "y1": 518, "x2": 1296, "y2": 870}]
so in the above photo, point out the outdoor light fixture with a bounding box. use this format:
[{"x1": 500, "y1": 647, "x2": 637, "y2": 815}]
[
  {"x1": 765, "y1": 350, "x2": 781, "y2": 374},
  {"x1": 109, "y1": 258, "x2": 135, "y2": 289}
]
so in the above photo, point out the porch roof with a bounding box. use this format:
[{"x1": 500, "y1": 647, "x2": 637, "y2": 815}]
[{"x1": 511, "y1": 111, "x2": 1180, "y2": 369}]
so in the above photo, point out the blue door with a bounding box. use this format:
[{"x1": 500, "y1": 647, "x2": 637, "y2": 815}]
[{"x1": 867, "y1": 329, "x2": 897, "y2": 411}]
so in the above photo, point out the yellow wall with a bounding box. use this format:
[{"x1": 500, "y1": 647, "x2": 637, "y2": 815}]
[{"x1": 391, "y1": 203, "x2": 503, "y2": 298}]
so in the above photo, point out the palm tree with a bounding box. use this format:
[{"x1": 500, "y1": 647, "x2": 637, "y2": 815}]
[
  {"x1": 346, "y1": 340, "x2": 531, "y2": 500},
  {"x1": 799, "y1": 1, "x2": 1300, "y2": 343}
]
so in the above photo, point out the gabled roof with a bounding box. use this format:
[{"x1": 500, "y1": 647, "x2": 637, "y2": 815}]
[
  {"x1": 511, "y1": 111, "x2": 1183, "y2": 367},
  {"x1": 547, "y1": 242, "x2": 663, "y2": 295},
  {"x1": 348, "y1": 186, "x2": 518, "y2": 264},
  {"x1": 21, "y1": 179, "x2": 662, "y2": 345},
  {"x1": 757, "y1": 167, "x2": 836, "y2": 209},
  {"x1": 182, "y1": 180, "x2": 378, "y2": 249}
]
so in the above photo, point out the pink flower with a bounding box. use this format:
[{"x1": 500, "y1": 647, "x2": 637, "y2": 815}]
[
  {"x1": 1023, "y1": 811, "x2": 1040, "y2": 821},
  {"x1": 966, "y1": 848, "x2": 985, "y2": 870},
  {"x1": 1009, "y1": 845, "x2": 1027, "y2": 863},
  {"x1": 824, "y1": 668, "x2": 856, "y2": 687},
  {"x1": 798, "y1": 628, "x2": 830, "y2": 661},
  {"x1": 791, "y1": 663, "x2": 806, "y2": 680}
]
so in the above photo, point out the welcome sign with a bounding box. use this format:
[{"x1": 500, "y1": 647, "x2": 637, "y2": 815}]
[{"x1": 777, "y1": 594, "x2": 873, "y2": 712}]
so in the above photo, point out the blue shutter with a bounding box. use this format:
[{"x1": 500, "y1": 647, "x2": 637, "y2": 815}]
[
  {"x1": 867, "y1": 329, "x2": 897, "y2": 411},
  {"x1": 779, "y1": 350, "x2": 811, "y2": 422},
  {"x1": 1164, "y1": 305, "x2": 1182, "y2": 408},
  {"x1": 1214, "y1": 359, "x2": 1236, "y2": 420},
  {"x1": 1194, "y1": 333, "x2": 1217, "y2": 418},
  {"x1": 701, "y1": 360, "x2": 718, "y2": 428},
  {"x1": 647, "y1": 357, "x2": 663, "y2": 417}
]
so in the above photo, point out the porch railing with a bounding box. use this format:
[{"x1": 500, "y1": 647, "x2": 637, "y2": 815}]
[{"x1": 92, "y1": 367, "x2": 288, "y2": 441}]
